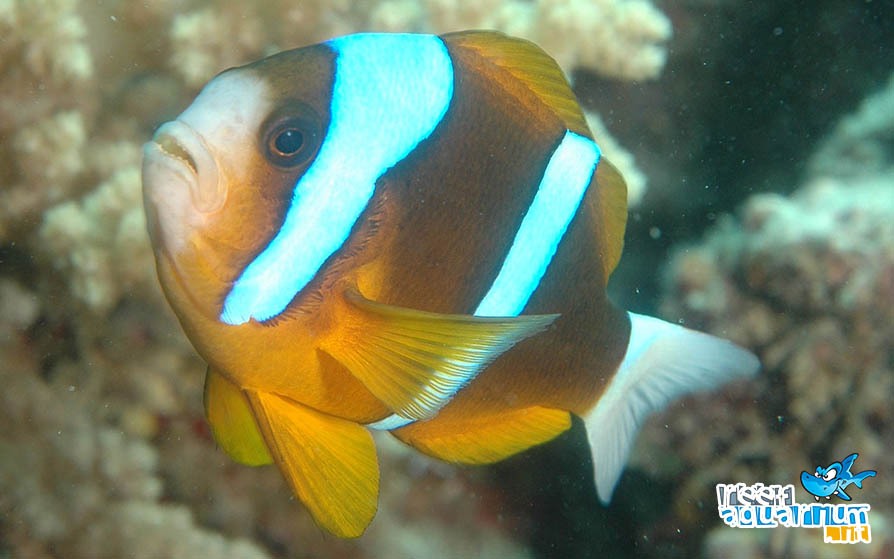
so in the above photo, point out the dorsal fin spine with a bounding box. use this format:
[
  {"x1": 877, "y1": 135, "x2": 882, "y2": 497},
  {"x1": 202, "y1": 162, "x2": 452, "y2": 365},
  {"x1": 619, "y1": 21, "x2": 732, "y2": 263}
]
[{"x1": 441, "y1": 30, "x2": 590, "y2": 136}]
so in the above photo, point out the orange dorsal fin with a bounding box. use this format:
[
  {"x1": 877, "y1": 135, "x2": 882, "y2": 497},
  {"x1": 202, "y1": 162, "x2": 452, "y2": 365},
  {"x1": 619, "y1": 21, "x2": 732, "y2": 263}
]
[
  {"x1": 442, "y1": 30, "x2": 590, "y2": 136},
  {"x1": 245, "y1": 390, "x2": 379, "y2": 538},
  {"x1": 393, "y1": 406, "x2": 571, "y2": 464},
  {"x1": 321, "y1": 288, "x2": 558, "y2": 422},
  {"x1": 203, "y1": 367, "x2": 272, "y2": 466},
  {"x1": 591, "y1": 159, "x2": 628, "y2": 281}
]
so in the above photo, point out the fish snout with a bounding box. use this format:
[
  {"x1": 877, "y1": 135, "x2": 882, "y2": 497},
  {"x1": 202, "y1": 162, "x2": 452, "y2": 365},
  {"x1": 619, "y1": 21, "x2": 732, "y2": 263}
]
[{"x1": 143, "y1": 120, "x2": 225, "y2": 215}]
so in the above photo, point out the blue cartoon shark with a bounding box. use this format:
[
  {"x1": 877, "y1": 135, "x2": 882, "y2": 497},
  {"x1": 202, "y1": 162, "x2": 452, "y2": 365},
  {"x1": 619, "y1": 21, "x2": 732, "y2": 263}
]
[{"x1": 800, "y1": 453, "x2": 877, "y2": 501}]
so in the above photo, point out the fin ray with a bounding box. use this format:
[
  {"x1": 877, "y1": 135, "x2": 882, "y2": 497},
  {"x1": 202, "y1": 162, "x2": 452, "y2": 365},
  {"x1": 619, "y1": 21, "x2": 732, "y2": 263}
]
[
  {"x1": 394, "y1": 406, "x2": 571, "y2": 464},
  {"x1": 246, "y1": 390, "x2": 378, "y2": 538},
  {"x1": 591, "y1": 160, "x2": 628, "y2": 282},
  {"x1": 203, "y1": 367, "x2": 272, "y2": 466},
  {"x1": 442, "y1": 30, "x2": 590, "y2": 136},
  {"x1": 322, "y1": 289, "x2": 558, "y2": 421},
  {"x1": 584, "y1": 312, "x2": 759, "y2": 503}
]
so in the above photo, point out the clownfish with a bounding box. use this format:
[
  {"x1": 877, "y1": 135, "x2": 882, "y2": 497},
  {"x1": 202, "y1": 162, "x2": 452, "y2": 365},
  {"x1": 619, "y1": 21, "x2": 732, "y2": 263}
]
[{"x1": 142, "y1": 31, "x2": 759, "y2": 538}]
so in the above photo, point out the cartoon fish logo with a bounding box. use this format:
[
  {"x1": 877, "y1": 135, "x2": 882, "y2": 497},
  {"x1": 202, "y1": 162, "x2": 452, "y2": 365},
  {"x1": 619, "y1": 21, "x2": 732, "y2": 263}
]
[
  {"x1": 142, "y1": 31, "x2": 760, "y2": 537},
  {"x1": 801, "y1": 453, "x2": 877, "y2": 501}
]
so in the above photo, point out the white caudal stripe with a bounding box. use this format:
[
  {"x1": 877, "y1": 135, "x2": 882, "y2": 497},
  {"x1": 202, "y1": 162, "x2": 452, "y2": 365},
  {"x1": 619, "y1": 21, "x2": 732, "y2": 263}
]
[
  {"x1": 220, "y1": 34, "x2": 454, "y2": 325},
  {"x1": 369, "y1": 130, "x2": 600, "y2": 431}
]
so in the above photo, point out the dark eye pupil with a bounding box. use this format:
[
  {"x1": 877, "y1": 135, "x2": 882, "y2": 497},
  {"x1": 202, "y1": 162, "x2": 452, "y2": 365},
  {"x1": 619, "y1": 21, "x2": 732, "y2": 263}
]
[{"x1": 274, "y1": 129, "x2": 303, "y2": 155}]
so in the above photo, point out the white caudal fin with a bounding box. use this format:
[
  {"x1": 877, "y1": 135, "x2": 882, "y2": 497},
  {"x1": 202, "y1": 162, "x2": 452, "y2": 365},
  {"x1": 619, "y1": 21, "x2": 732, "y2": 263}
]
[{"x1": 584, "y1": 312, "x2": 759, "y2": 504}]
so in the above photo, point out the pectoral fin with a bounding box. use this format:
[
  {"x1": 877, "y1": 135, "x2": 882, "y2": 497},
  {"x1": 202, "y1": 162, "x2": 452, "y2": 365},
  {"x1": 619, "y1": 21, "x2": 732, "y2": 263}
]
[
  {"x1": 394, "y1": 406, "x2": 571, "y2": 464},
  {"x1": 203, "y1": 367, "x2": 272, "y2": 466},
  {"x1": 323, "y1": 289, "x2": 558, "y2": 422},
  {"x1": 245, "y1": 390, "x2": 378, "y2": 538}
]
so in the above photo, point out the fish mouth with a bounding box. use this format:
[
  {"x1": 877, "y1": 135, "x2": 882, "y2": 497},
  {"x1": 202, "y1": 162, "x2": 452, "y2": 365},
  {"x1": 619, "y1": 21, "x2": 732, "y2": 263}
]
[
  {"x1": 143, "y1": 120, "x2": 225, "y2": 214},
  {"x1": 156, "y1": 133, "x2": 198, "y2": 175}
]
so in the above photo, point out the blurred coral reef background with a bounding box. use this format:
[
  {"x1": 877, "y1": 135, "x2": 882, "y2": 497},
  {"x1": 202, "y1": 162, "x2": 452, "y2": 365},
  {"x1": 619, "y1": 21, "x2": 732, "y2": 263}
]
[{"x1": 0, "y1": 0, "x2": 891, "y2": 557}]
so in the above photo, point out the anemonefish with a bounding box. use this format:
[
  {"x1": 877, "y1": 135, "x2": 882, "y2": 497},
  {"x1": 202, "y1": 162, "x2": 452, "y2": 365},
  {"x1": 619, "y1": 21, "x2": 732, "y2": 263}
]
[{"x1": 142, "y1": 31, "x2": 759, "y2": 538}]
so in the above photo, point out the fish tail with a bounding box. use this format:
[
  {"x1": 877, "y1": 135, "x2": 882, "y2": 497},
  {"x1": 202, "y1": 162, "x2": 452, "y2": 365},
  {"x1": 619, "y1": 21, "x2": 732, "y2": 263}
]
[
  {"x1": 852, "y1": 470, "x2": 877, "y2": 488},
  {"x1": 582, "y1": 312, "x2": 760, "y2": 504}
]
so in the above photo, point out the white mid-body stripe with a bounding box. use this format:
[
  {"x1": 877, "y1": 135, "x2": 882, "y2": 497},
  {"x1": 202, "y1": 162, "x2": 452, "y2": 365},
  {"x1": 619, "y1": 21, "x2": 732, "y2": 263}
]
[
  {"x1": 220, "y1": 34, "x2": 454, "y2": 325},
  {"x1": 474, "y1": 131, "x2": 600, "y2": 317},
  {"x1": 369, "y1": 130, "x2": 600, "y2": 430}
]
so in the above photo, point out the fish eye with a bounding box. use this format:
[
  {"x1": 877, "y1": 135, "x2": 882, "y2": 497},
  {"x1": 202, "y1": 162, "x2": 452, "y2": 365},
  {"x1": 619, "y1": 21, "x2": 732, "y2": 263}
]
[
  {"x1": 261, "y1": 103, "x2": 321, "y2": 168},
  {"x1": 823, "y1": 468, "x2": 837, "y2": 481},
  {"x1": 272, "y1": 128, "x2": 304, "y2": 157},
  {"x1": 816, "y1": 468, "x2": 822, "y2": 476}
]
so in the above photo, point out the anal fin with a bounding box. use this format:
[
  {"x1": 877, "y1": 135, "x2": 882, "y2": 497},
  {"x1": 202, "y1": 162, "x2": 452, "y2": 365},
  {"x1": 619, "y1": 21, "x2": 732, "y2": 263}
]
[
  {"x1": 393, "y1": 406, "x2": 571, "y2": 464},
  {"x1": 245, "y1": 390, "x2": 379, "y2": 538},
  {"x1": 203, "y1": 367, "x2": 272, "y2": 466}
]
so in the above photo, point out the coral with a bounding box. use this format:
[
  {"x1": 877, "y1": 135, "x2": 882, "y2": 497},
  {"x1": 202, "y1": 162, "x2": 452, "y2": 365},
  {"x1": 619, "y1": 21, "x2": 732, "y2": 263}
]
[
  {"x1": 12, "y1": 111, "x2": 87, "y2": 195},
  {"x1": 168, "y1": 7, "x2": 265, "y2": 89},
  {"x1": 0, "y1": 0, "x2": 93, "y2": 86},
  {"x1": 0, "y1": 0, "x2": 94, "y2": 114},
  {"x1": 38, "y1": 162, "x2": 157, "y2": 313},
  {"x1": 530, "y1": 0, "x2": 672, "y2": 80},
  {"x1": 0, "y1": 279, "x2": 40, "y2": 343},
  {"x1": 0, "y1": 309, "x2": 268, "y2": 559},
  {"x1": 809, "y1": 73, "x2": 894, "y2": 179},
  {"x1": 1, "y1": 110, "x2": 90, "y2": 241},
  {"x1": 0, "y1": 0, "x2": 99, "y2": 241},
  {"x1": 73, "y1": 502, "x2": 271, "y2": 559}
]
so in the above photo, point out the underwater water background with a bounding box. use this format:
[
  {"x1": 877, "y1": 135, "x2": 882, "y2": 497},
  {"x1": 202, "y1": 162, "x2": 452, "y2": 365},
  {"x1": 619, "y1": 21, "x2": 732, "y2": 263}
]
[{"x1": 1, "y1": 0, "x2": 891, "y2": 557}]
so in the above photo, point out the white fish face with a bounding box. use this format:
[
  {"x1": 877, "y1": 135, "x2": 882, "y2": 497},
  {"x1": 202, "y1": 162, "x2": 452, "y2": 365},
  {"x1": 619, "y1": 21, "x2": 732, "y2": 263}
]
[{"x1": 142, "y1": 70, "x2": 271, "y2": 256}]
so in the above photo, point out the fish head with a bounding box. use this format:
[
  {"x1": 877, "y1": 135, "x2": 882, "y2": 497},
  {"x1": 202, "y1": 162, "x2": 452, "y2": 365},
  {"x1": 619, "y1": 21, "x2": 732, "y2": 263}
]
[
  {"x1": 142, "y1": 45, "x2": 333, "y2": 323},
  {"x1": 800, "y1": 462, "x2": 842, "y2": 497}
]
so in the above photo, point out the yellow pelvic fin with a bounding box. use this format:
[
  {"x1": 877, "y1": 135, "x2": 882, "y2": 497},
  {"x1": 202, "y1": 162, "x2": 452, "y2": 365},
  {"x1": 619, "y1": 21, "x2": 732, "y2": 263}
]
[
  {"x1": 245, "y1": 390, "x2": 378, "y2": 538},
  {"x1": 591, "y1": 159, "x2": 628, "y2": 282},
  {"x1": 323, "y1": 289, "x2": 558, "y2": 422},
  {"x1": 394, "y1": 407, "x2": 571, "y2": 464},
  {"x1": 203, "y1": 367, "x2": 272, "y2": 466},
  {"x1": 442, "y1": 30, "x2": 590, "y2": 137}
]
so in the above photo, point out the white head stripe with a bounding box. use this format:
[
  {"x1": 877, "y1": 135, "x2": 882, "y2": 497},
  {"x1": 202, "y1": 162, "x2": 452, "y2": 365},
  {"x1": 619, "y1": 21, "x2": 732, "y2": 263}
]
[{"x1": 221, "y1": 34, "x2": 454, "y2": 325}]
